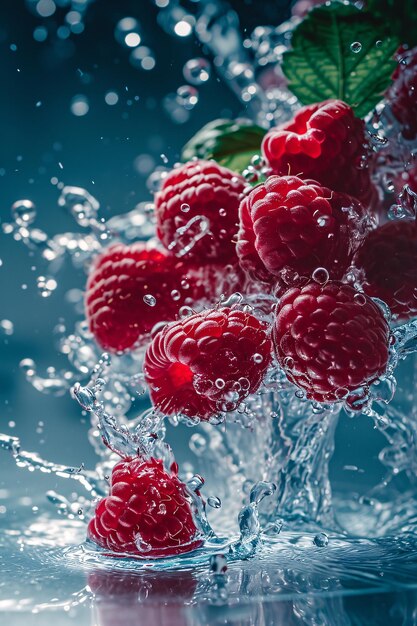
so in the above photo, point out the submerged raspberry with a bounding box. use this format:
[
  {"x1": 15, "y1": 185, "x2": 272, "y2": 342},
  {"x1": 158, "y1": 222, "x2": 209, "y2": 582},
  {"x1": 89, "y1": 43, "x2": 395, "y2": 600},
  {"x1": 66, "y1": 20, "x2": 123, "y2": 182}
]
[
  {"x1": 85, "y1": 243, "x2": 225, "y2": 353},
  {"x1": 262, "y1": 100, "x2": 374, "y2": 206},
  {"x1": 87, "y1": 456, "x2": 203, "y2": 557},
  {"x1": 154, "y1": 160, "x2": 246, "y2": 262},
  {"x1": 356, "y1": 219, "x2": 417, "y2": 321},
  {"x1": 273, "y1": 282, "x2": 390, "y2": 403},
  {"x1": 386, "y1": 47, "x2": 417, "y2": 140},
  {"x1": 236, "y1": 175, "x2": 370, "y2": 292},
  {"x1": 143, "y1": 307, "x2": 272, "y2": 420}
]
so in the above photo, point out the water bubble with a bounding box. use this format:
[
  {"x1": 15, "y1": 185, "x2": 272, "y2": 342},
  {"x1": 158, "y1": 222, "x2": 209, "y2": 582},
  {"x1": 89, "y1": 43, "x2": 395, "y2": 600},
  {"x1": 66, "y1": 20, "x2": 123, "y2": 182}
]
[
  {"x1": 181, "y1": 203, "x2": 190, "y2": 213},
  {"x1": 312, "y1": 267, "x2": 329, "y2": 285},
  {"x1": 207, "y1": 496, "x2": 221, "y2": 508},
  {"x1": 253, "y1": 353, "x2": 263, "y2": 364},
  {"x1": 0, "y1": 320, "x2": 14, "y2": 336},
  {"x1": 176, "y1": 85, "x2": 199, "y2": 110},
  {"x1": 143, "y1": 294, "x2": 156, "y2": 307},
  {"x1": 350, "y1": 41, "x2": 362, "y2": 53},
  {"x1": 314, "y1": 532, "x2": 329, "y2": 547},
  {"x1": 215, "y1": 378, "x2": 225, "y2": 389},
  {"x1": 36, "y1": 0, "x2": 56, "y2": 18},
  {"x1": 183, "y1": 58, "x2": 211, "y2": 85},
  {"x1": 179, "y1": 305, "x2": 194, "y2": 318},
  {"x1": 170, "y1": 290, "x2": 181, "y2": 301},
  {"x1": 36, "y1": 276, "x2": 57, "y2": 298},
  {"x1": 11, "y1": 200, "x2": 37, "y2": 226}
]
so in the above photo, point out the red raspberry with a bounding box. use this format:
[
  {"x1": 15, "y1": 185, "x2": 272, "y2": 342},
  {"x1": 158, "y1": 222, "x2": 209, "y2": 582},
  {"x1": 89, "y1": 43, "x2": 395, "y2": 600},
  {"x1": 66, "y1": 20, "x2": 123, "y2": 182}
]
[
  {"x1": 86, "y1": 243, "x2": 219, "y2": 353},
  {"x1": 262, "y1": 100, "x2": 373, "y2": 206},
  {"x1": 356, "y1": 219, "x2": 417, "y2": 321},
  {"x1": 386, "y1": 47, "x2": 417, "y2": 140},
  {"x1": 154, "y1": 160, "x2": 246, "y2": 262},
  {"x1": 237, "y1": 175, "x2": 370, "y2": 292},
  {"x1": 87, "y1": 456, "x2": 203, "y2": 557},
  {"x1": 273, "y1": 282, "x2": 390, "y2": 403},
  {"x1": 143, "y1": 307, "x2": 272, "y2": 420}
]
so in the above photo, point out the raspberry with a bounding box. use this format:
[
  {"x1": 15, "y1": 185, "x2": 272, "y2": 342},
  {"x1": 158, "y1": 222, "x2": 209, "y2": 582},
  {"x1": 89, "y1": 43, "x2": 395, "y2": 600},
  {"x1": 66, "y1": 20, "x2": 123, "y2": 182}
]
[
  {"x1": 386, "y1": 47, "x2": 417, "y2": 140},
  {"x1": 356, "y1": 219, "x2": 417, "y2": 321},
  {"x1": 273, "y1": 282, "x2": 390, "y2": 403},
  {"x1": 143, "y1": 307, "x2": 272, "y2": 420},
  {"x1": 237, "y1": 175, "x2": 370, "y2": 292},
  {"x1": 87, "y1": 456, "x2": 203, "y2": 557},
  {"x1": 155, "y1": 160, "x2": 246, "y2": 262},
  {"x1": 86, "y1": 243, "x2": 219, "y2": 353},
  {"x1": 262, "y1": 100, "x2": 373, "y2": 206}
]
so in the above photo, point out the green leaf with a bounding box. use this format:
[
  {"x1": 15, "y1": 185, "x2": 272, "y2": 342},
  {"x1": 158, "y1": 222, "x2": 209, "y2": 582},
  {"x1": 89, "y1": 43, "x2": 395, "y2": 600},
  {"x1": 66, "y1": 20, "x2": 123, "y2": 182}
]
[
  {"x1": 181, "y1": 119, "x2": 266, "y2": 173},
  {"x1": 367, "y1": 0, "x2": 417, "y2": 48},
  {"x1": 282, "y1": 2, "x2": 400, "y2": 118}
]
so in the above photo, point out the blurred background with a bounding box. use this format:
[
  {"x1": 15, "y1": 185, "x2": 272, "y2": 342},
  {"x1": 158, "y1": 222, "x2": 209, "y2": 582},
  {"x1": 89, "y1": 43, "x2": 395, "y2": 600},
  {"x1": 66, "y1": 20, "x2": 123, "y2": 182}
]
[{"x1": 0, "y1": 0, "x2": 389, "y2": 509}]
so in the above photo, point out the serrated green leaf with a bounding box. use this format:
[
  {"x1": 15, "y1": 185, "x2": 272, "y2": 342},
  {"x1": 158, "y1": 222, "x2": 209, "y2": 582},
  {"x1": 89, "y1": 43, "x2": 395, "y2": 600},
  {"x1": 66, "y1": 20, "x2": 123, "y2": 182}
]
[
  {"x1": 367, "y1": 0, "x2": 417, "y2": 47},
  {"x1": 282, "y1": 2, "x2": 399, "y2": 118},
  {"x1": 181, "y1": 119, "x2": 266, "y2": 174}
]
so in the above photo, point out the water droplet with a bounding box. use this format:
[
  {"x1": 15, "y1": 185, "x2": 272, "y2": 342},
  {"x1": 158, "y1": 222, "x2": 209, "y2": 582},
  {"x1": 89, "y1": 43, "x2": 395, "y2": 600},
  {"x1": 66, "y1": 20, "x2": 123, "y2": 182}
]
[
  {"x1": 11, "y1": 200, "x2": 36, "y2": 226},
  {"x1": 36, "y1": 275, "x2": 57, "y2": 298},
  {"x1": 207, "y1": 496, "x2": 221, "y2": 508},
  {"x1": 143, "y1": 294, "x2": 156, "y2": 307},
  {"x1": 181, "y1": 203, "x2": 190, "y2": 212},
  {"x1": 314, "y1": 532, "x2": 329, "y2": 547},
  {"x1": 115, "y1": 17, "x2": 141, "y2": 48},
  {"x1": 350, "y1": 41, "x2": 362, "y2": 53},
  {"x1": 209, "y1": 553, "x2": 227, "y2": 574},
  {"x1": 312, "y1": 267, "x2": 329, "y2": 285},
  {"x1": 189, "y1": 433, "x2": 207, "y2": 455},
  {"x1": 176, "y1": 85, "x2": 199, "y2": 110},
  {"x1": 253, "y1": 353, "x2": 263, "y2": 364},
  {"x1": 0, "y1": 320, "x2": 14, "y2": 336},
  {"x1": 171, "y1": 289, "x2": 181, "y2": 301},
  {"x1": 354, "y1": 292, "x2": 367, "y2": 306},
  {"x1": 70, "y1": 95, "x2": 89, "y2": 117},
  {"x1": 183, "y1": 58, "x2": 211, "y2": 85}
]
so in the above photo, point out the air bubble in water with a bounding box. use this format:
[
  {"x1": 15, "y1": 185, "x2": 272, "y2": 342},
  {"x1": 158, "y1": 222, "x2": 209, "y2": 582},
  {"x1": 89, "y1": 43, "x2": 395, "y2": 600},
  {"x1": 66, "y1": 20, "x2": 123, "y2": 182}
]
[
  {"x1": 11, "y1": 200, "x2": 36, "y2": 227},
  {"x1": 350, "y1": 41, "x2": 362, "y2": 53},
  {"x1": 189, "y1": 433, "x2": 207, "y2": 455},
  {"x1": 253, "y1": 353, "x2": 263, "y2": 364},
  {"x1": 181, "y1": 203, "x2": 190, "y2": 213},
  {"x1": 171, "y1": 290, "x2": 181, "y2": 301},
  {"x1": 37, "y1": 276, "x2": 57, "y2": 298},
  {"x1": 183, "y1": 58, "x2": 211, "y2": 85},
  {"x1": 314, "y1": 532, "x2": 329, "y2": 547},
  {"x1": 143, "y1": 294, "x2": 156, "y2": 307},
  {"x1": 0, "y1": 320, "x2": 14, "y2": 336},
  {"x1": 176, "y1": 85, "x2": 199, "y2": 110}
]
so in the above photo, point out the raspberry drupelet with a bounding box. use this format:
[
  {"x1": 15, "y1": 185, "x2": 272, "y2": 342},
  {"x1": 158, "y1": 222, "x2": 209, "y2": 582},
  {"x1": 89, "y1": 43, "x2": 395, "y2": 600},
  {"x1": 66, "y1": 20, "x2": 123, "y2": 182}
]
[
  {"x1": 356, "y1": 219, "x2": 417, "y2": 322},
  {"x1": 87, "y1": 456, "x2": 203, "y2": 557},
  {"x1": 262, "y1": 100, "x2": 374, "y2": 207},
  {"x1": 143, "y1": 307, "x2": 272, "y2": 420},
  {"x1": 273, "y1": 282, "x2": 390, "y2": 403},
  {"x1": 236, "y1": 175, "x2": 371, "y2": 293},
  {"x1": 154, "y1": 160, "x2": 246, "y2": 262}
]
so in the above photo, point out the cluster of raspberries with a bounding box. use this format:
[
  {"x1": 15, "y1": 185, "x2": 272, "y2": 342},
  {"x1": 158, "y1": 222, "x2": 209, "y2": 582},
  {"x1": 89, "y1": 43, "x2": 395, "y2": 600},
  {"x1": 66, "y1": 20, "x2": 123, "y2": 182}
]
[{"x1": 86, "y1": 98, "x2": 417, "y2": 556}]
